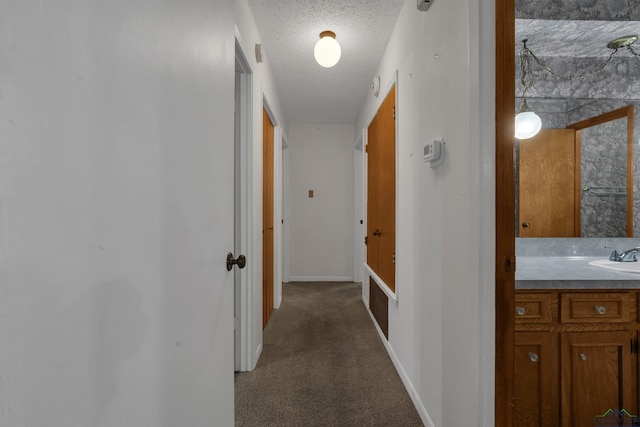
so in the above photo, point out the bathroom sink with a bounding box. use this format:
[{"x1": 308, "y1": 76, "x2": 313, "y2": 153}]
[{"x1": 589, "y1": 259, "x2": 640, "y2": 273}]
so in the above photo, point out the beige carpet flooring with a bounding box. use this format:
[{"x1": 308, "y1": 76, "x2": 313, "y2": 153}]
[{"x1": 234, "y1": 282, "x2": 424, "y2": 426}]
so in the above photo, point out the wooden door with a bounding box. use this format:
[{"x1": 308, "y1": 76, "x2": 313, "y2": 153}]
[
  {"x1": 263, "y1": 108, "x2": 274, "y2": 328},
  {"x1": 514, "y1": 332, "x2": 558, "y2": 427},
  {"x1": 367, "y1": 85, "x2": 396, "y2": 291},
  {"x1": 561, "y1": 331, "x2": 635, "y2": 426},
  {"x1": 519, "y1": 129, "x2": 578, "y2": 237}
]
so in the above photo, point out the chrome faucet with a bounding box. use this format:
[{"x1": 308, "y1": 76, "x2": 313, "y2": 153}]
[{"x1": 607, "y1": 246, "x2": 640, "y2": 262}]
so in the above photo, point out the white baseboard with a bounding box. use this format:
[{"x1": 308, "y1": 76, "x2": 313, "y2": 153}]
[
  {"x1": 251, "y1": 342, "x2": 262, "y2": 371},
  {"x1": 361, "y1": 294, "x2": 369, "y2": 307},
  {"x1": 363, "y1": 302, "x2": 436, "y2": 427},
  {"x1": 288, "y1": 276, "x2": 353, "y2": 282}
]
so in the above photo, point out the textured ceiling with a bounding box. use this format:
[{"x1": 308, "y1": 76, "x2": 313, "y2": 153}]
[
  {"x1": 246, "y1": 1, "x2": 639, "y2": 124},
  {"x1": 516, "y1": 19, "x2": 640, "y2": 57},
  {"x1": 246, "y1": 0, "x2": 404, "y2": 124}
]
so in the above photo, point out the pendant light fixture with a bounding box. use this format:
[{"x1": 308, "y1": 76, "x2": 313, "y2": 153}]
[
  {"x1": 515, "y1": 39, "x2": 542, "y2": 139},
  {"x1": 314, "y1": 31, "x2": 341, "y2": 68}
]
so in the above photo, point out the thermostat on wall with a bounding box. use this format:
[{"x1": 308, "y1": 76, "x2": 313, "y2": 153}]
[{"x1": 424, "y1": 138, "x2": 444, "y2": 167}]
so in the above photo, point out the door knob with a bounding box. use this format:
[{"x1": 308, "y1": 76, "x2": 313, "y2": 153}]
[
  {"x1": 373, "y1": 229, "x2": 381, "y2": 237},
  {"x1": 227, "y1": 253, "x2": 247, "y2": 271},
  {"x1": 522, "y1": 222, "x2": 530, "y2": 228}
]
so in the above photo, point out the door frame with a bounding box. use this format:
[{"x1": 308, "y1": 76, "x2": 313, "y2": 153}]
[
  {"x1": 282, "y1": 134, "x2": 290, "y2": 285},
  {"x1": 495, "y1": 0, "x2": 516, "y2": 425},
  {"x1": 263, "y1": 97, "x2": 282, "y2": 317},
  {"x1": 566, "y1": 105, "x2": 635, "y2": 237},
  {"x1": 364, "y1": 72, "x2": 400, "y2": 302},
  {"x1": 234, "y1": 37, "x2": 254, "y2": 372},
  {"x1": 354, "y1": 131, "x2": 365, "y2": 284},
  {"x1": 273, "y1": 111, "x2": 284, "y2": 310}
]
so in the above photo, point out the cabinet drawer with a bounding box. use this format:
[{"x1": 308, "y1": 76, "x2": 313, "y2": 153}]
[
  {"x1": 560, "y1": 293, "x2": 631, "y2": 323},
  {"x1": 515, "y1": 293, "x2": 554, "y2": 323}
]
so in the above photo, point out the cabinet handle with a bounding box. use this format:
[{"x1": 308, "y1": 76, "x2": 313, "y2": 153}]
[
  {"x1": 528, "y1": 352, "x2": 539, "y2": 362},
  {"x1": 594, "y1": 305, "x2": 607, "y2": 315},
  {"x1": 515, "y1": 306, "x2": 526, "y2": 316},
  {"x1": 579, "y1": 353, "x2": 587, "y2": 361}
]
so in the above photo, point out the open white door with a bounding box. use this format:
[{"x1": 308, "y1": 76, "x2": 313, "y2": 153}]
[{"x1": 0, "y1": 0, "x2": 236, "y2": 425}]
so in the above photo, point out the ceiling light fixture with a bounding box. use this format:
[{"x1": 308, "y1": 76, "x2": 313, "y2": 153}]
[
  {"x1": 314, "y1": 31, "x2": 341, "y2": 68},
  {"x1": 515, "y1": 35, "x2": 639, "y2": 140}
]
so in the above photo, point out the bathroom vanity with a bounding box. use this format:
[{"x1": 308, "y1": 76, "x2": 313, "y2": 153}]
[{"x1": 515, "y1": 240, "x2": 640, "y2": 426}]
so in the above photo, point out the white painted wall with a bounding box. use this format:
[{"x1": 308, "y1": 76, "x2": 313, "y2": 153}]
[
  {"x1": 235, "y1": 0, "x2": 289, "y2": 368},
  {"x1": 356, "y1": 0, "x2": 495, "y2": 426},
  {"x1": 0, "y1": 0, "x2": 236, "y2": 425},
  {"x1": 289, "y1": 124, "x2": 355, "y2": 282}
]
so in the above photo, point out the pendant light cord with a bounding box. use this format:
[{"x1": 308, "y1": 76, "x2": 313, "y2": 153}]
[{"x1": 520, "y1": 38, "x2": 622, "y2": 83}]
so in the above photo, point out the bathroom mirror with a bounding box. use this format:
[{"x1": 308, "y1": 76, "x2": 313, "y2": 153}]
[{"x1": 517, "y1": 104, "x2": 634, "y2": 238}]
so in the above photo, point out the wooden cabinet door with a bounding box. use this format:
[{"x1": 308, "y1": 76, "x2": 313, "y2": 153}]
[
  {"x1": 366, "y1": 85, "x2": 396, "y2": 291},
  {"x1": 519, "y1": 129, "x2": 578, "y2": 237},
  {"x1": 561, "y1": 331, "x2": 636, "y2": 426},
  {"x1": 514, "y1": 332, "x2": 559, "y2": 427}
]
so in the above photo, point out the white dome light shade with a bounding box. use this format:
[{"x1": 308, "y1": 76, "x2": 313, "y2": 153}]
[
  {"x1": 515, "y1": 110, "x2": 542, "y2": 140},
  {"x1": 314, "y1": 31, "x2": 341, "y2": 68}
]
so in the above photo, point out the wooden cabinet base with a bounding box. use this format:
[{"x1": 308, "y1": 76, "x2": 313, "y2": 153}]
[{"x1": 515, "y1": 290, "x2": 640, "y2": 426}]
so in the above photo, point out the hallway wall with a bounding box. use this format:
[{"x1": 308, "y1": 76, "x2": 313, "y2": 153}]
[
  {"x1": 0, "y1": 0, "x2": 236, "y2": 425},
  {"x1": 288, "y1": 124, "x2": 355, "y2": 281},
  {"x1": 355, "y1": 0, "x2": 495, "y2": 425},
  {"x1": 235, "y1": 0, "x2": 289, "y2": 367}
]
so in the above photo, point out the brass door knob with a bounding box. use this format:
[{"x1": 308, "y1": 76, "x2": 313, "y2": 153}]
[{"x1": 522, "y1": 222, "x2": 530, "y2": 228}]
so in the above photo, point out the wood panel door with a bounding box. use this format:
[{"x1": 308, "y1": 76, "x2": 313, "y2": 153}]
[
  {"x1": 367, "y1": 85, "x2": 396, "y2": 292},
  {"x1": 514, "y1": 332, "x2": 558, "y2": 427},
  {"x1": 263, "y1": 108, "x2": 274, "y2": 328},
  {"x1": 561, "y1": 331, "x2": 636, "y2": 427},
  {"x1": 519, "y1": 129, "x2": 578, "y2": 237}
]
